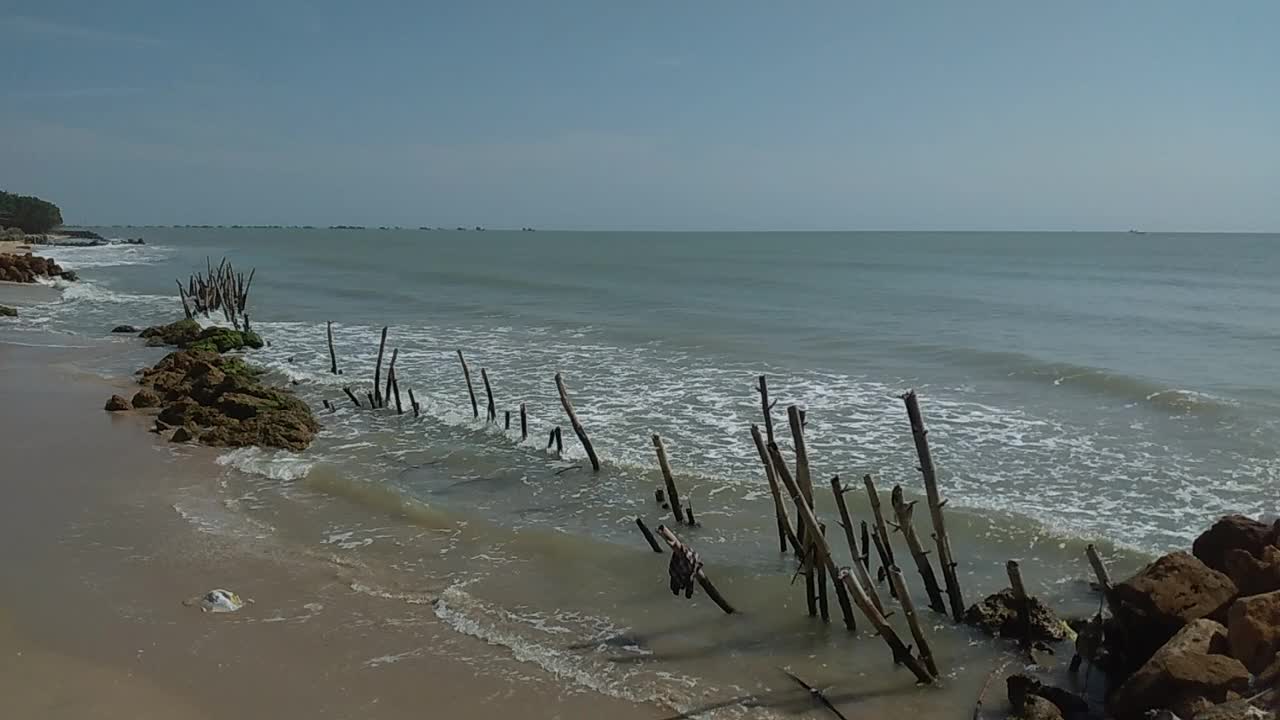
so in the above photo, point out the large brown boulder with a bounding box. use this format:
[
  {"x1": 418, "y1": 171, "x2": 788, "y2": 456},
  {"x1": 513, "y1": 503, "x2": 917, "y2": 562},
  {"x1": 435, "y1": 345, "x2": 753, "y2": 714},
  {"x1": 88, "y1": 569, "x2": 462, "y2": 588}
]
[
  {"x1": 1194, "y1": 515, "x2": 1280, "y2": 575},
  {"x1": 131, "y1": 388, "x2": 161, "y2": 409},
  {"x1": 1224, "y1": 546, "x2": 1280, "y2": 597},
  {"x1": 1227, "y1": 589, "x2": 1280, "y2": 673},
  {"x1": 1111, "y1": 552, "x2": 1238, "y2": 658},
  {"x1": 104, "y1": 394, "x2": 131, "y2": 412},
  {"x1": 964, "y1": 588, "x2": 1072, "y2": 642},
  {"x1": 1112, "y1": 620, "x2": 1250, "y2": 719}
]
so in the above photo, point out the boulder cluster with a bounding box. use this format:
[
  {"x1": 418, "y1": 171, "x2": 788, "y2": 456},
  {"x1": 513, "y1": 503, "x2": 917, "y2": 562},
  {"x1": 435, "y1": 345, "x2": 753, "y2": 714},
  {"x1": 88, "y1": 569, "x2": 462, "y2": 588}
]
[
  {"x1": 138, "y1": 318, "x2": 263, "y2": 353},
  {"x1": 0, "y1": 253, "x2": 78, "y2": 283}
]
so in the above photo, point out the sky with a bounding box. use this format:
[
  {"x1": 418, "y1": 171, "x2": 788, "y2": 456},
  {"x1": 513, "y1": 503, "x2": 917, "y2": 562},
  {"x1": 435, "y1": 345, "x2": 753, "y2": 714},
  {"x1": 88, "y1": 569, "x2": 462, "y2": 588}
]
[{"x1": 2, "y1": 1, "x2": 1278, "y2": 230}]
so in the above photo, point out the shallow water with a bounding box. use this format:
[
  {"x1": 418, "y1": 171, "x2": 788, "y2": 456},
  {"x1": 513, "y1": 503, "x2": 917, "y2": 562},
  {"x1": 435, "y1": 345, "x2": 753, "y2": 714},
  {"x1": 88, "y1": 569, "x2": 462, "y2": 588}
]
[{"x1": 6, "y1": 229, "x2": 1279, "y2": 716}]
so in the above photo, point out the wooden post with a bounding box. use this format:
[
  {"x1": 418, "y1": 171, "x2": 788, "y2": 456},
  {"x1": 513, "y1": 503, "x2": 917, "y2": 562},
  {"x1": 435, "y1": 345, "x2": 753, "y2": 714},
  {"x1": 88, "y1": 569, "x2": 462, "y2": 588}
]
[
  {"x1": 1007, "y1": 560, "x2": 1032, "y2": 655},
  {"x1": 366, "y1": 391, "x2": 376, "y2": 408},
  {"x1": 481, "y1": 368, "x2": 496, "y2": 423},
  {"x1": 384, "y1": 348, "x2": 398, "y2": 408},
  {"x1": 176, "y1": 281, "x2": 193, "y2": 320},
  {"x1": 684, "y1": 506, "x2": 696, "y2": 527},
  {"x1": 751, "y1": 424, "x2": 800, "y2": 556},
  {"x1": 322, "y1": 399, "x2": 332, "y2": 412},
  {"x1": 756, "y1": 375, "x2": 776, "y2": 445},
  {"x1": 1086, "y1": 543, "x2": 1111, "y2": 592},
  {"x1": 342, "y1": 387, "x2": 361, "y2": 407},
  {"x1": 555, "y1": 372, "x2": 600, "y2": 472},
  {"x1": 656, "y1": 525, "x2": 735, "y2": 615},
  {"x1": 787, "y1": 405, "x2": 824, "y2": 614},
  {"x1": 652, "y1": 434, "x2": 684, "y2": 525},
  {"x1": 457, "y1": 350, "x2": 478, "y2": 419},
  {"x1": 888, "y1": 564, "x2": 940, "y2": 678},
  {"x1": 891, "y1": 485, "x2": 946, "y2": 614},
  {"x1": 390, "y1": 368, "x2": 403, "y2": 415},
  {"x1": 373, "y1": 327, "x2": 388, "y2": 408},
  {"x1": 635, "y1": 517, "x2": 663, "y2": 553},
  {"x1": 903, "y1": 390, "x2": 965, "y2": 622},
  {"x1": 326, "y1": 321, "x2": 338, "y2": 374},
  {"x1": 504, "y1": 410, "x2": 511, "y2": 430},
  {"x1": 408, "y1": 387, "x2": 420, "y2": 417},
  {"x1": 865, "y1": 474, "x2": 898, "y2": 599},
  {"x1": 860, "y1": 521, "x2": 871, "y2": 571},
  {"x1": 831, "y1": 476, "x2": 885, "y2": 614},
  {"x1": 817, "y1": 524, "x2": 830, "y2": 622},
  {"x1": 519, "y1": 402, "x2": 527, "y2": 441},
  {"x1": 767, "y1": 443, "x2": 857, "y2": 632}
]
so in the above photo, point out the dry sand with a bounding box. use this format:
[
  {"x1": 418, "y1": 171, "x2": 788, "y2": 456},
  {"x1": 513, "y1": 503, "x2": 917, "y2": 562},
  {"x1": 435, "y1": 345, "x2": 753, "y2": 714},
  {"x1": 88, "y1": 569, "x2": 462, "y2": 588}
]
[
  {"x1": 0, "y1": 240, "x2": 33, "y2": 255},
  {"x1": 0, "y1": 340, "x2": 660, "y2": 719}
]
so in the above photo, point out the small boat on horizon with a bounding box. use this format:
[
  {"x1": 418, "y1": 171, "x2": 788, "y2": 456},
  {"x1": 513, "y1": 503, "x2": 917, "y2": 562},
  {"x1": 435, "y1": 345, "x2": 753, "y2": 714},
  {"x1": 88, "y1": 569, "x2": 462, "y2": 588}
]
[{"x1": 1128, "y1": 229, "x2": 1145, "y2": 234}]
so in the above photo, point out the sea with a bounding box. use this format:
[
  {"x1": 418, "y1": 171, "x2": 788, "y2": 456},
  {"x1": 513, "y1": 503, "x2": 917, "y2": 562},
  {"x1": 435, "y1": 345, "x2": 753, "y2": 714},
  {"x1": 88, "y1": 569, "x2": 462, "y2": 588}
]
[{"x1": 5, "y1": 228, "x2": 1278, "y2": 717}]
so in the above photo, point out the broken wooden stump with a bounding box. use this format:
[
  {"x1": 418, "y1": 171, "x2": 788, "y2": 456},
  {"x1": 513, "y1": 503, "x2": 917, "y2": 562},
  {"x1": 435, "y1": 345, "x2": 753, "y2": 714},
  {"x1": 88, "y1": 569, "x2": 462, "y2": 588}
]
[
  {"x1": 751, "y1": 423, "x2": 800, "y2": 556},
  {"x1": 635, "y1": 517, "x2": 663, "y2": 553},
  {"x1": 656, "y1": 525, "x2": 735, "y2": 614},
  {"x1": 903, "y1": 390, "x2": 966, "y2": 621},
  {"x1": 832, "y1": 476, "x2": 885, "y2": 614},
  {"x1": 652, "y1": 434, "x2": 685, "y2": 525},
  {"x1": 555, "y1": 372, "x2": 600, "y2": 472},
  {"x1": 457, "y1": 350, "x2": 478, "y2": 419},
  {"x1": 891, "y1": 484, "x2": 947, "y2": 614},
  {"x1": 545, "y1": 426, "x2": 563, "y2": 455},
  {"x1": 480, "y1": 367, "x2": 496, "y2": 423},
  {"x1": 326, "y1": 320, "x2": 339, "y2": 374},
  {"x1": 1007, "y1": 560, "x2": 1033, "y2": 656}
]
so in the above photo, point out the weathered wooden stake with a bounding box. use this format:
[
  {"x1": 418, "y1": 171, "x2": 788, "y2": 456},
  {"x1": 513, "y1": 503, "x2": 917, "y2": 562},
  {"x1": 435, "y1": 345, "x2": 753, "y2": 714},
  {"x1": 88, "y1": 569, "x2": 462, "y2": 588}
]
[
  {"x1": 817, "y1": 524, "x2": 830, "y2": 622},
  {"x1": 555, "y1": 372, "x2": 600, "y2": 472},
  {"x1": 373, "y1": 327, "x2": 388, "y2": 408},
  {"x1": 390, "y1": 368, "x2": 403, "y2": 415},
  {"x1": 1086, "y1": 543, "x2": 1112, "y2": 593},
  {"x1": 865, "y1": 474, "x2": 898, "y2": 599},
  {"x1": 787, "y1": 405, "x2": 825, "y2": 613},
  {"x1": 504, "y1": 410, "x2": 511, "y2": 430},
  {"x1": 756, "y1": 374, "x2": 776, "y2": 445},
  {"x1": 1007, "y1": 560, "x2": 1033, "y2": 655},
  {"x1": 323, "y1": 399, "x2": 333, "y2": 412},
  {"x1": 903, "y1": 390, "x2": 966, "y2": 622},
  {"x1": 408, "y1": 387, "x2": 420, "y2": 417},
  {"x1": 831, "y1": 476, "x2": 885, "y2": 614},
  {"x1": 684, "y1": 505, "x2": 696, "y2": 527},
  {"x1": 635, "y1": 517, "x2": 663, "y2": 553},
  {"x1": 751, "y1": 424, "x2": 800, "y2": 556},
  {"x1": 366, "y1": 391, "x2": 375, "y2": 408},
  {"x1": 519, "y1": 402, "x2": 527, "y2": 441},
  {"x1": 481, "y1": 367, "x2": 496, "y2": 423},
  {"x1": 326, "y1": 320, "x2": 338, "y2": 374},
  {"x1": 860, "y1": 521, "x2": 872, "y2": 571},
  {"x1": 891, "y1": 485, "x2": 947, "y2": 614},
  {"x1": 651, "y1": 434, "x2": 685, "y2": 524},
  {"x1": 656, "y1": 525, "x2": 735, "y2": 615},
  {"x1": 457, "y1": 350, "x2": 478, "y2": 419},
  {"x1": 384, "y1": 348, "x2": 399, "y2": 409},
  {"x1": 888, "y1": 564, "x2": 940, "y2": 678},
  {"x1": 343, "y1": 387, "x2": 361, "y2": 407}
]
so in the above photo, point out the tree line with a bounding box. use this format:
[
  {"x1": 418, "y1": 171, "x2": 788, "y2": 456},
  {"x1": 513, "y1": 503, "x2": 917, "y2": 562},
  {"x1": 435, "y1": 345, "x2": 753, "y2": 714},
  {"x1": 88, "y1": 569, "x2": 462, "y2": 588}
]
[{"x1": 0, "y1": 191, "x2": 63, "y2": 233}]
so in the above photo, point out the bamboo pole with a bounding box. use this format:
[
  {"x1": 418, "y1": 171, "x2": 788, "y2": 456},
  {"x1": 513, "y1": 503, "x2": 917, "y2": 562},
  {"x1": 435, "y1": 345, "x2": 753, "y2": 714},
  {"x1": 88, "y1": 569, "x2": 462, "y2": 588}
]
[
  {"x1": 635, "y1": 517, "x2": 663, "y2": 553},
  {"x1": 864, "y1": 475, "x2": 898, "y2": 599},
  {"x1": 1086, "y1": 543, "x2": 1111, "y2": 592},
  {"x1": 767, "y1": 443, "x2": 857, "y2": 632},
  {"x1": 457, "y1": 350, "x2": 478, "y2": 419},
  {"x1": 373, "y1": 327, "x2": 388, "y2": 409},
  {"x1": 519, "y1": 402, "x2": 527, "y2": 441},
  {"x1": 326, "y1": 321, "x2": 338, "y2": 374},
  {"x1": 652, "y1": 434, "x2": 684, "y2": 525},
  {"x1": 891, "y1": 485, "x2": 946, "y2": 614},
  {"x1": 787, "y1": 405, "x2": 822, "y2": 614},
  {"x1": 831, "y1": 476, "x2": 885, "y2": 614},
  {"x1": 481, "y1": 368, "x2": 496, "y2": 423},
  {"x1": 751, "y1": 424, "x2": 800, "y2": 555},
  {"x1": 756, "y1": 375, "x2": 776, "y2": 445},
  {"x1": 176, "y1": 281, "x2": 193, "y2": 320},
  {"x1": 903, "y1": 390, "x2": 965, "y2": 621},
  {"x1": 408, "y1": 387, "x2": 419, "y2": 417},
  {"x1": 888, "y1": 564, "x2": 940, "y2": 677},
  {"x1": 656, "y1": 525, "x2": 735, "y2": 615},
  {"x1": 555, "y1": 372, "x2": 600, "y2": 472}
]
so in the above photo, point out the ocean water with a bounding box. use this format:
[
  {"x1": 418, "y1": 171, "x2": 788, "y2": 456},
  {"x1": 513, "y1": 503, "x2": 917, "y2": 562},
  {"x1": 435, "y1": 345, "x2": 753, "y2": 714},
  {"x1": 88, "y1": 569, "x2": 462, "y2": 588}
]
[{"x1": 7, "y1": 229, "x2": 1280, "y2": 716}]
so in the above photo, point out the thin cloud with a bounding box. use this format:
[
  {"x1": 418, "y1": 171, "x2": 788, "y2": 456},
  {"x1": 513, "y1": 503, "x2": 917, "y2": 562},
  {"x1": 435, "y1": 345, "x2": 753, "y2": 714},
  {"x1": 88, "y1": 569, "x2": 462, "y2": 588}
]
[{"x1": 2, "y1": 15, "x2": 161, "y2": 46}]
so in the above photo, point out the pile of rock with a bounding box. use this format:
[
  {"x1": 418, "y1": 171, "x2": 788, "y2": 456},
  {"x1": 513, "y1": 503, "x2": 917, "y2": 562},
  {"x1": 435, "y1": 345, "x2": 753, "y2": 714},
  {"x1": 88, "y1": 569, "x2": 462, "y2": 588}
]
[
  {"x1": 0, "y1": 253, "x2": 78, "y2": 283},
  {"x1": 138, "y1": 318, "x2": 263, "y2": 353},
  {"x1": 1101, "y1": 515, "x2": 1280, "y2": 719}
]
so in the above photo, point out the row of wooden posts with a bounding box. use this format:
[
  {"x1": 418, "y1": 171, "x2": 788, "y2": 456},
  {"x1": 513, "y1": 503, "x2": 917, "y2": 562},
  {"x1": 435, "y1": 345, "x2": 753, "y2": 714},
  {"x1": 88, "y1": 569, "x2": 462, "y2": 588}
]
[
  {"x1": 176, "y1": 257, "x2": 255, "y2": 332},
  {"x1": 320, "y1": 324, "x2": 980, "y2": 684}
]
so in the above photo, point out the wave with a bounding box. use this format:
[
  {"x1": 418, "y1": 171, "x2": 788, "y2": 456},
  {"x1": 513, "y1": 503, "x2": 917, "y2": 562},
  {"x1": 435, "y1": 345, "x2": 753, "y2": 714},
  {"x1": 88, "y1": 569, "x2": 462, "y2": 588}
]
[{"x1": 36, "y1": 243, "x2": 173, "y2": 270}]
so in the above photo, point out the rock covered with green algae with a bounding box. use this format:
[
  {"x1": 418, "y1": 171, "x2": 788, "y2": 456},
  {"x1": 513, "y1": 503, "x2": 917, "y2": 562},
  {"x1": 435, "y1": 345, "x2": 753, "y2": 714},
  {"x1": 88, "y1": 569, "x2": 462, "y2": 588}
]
[
  {"x1": 138, "y1": 319, "x2": 263, "y2": 353},
  {"x1": 139, "y1": 348, "x2": 318, "y2": 451}
]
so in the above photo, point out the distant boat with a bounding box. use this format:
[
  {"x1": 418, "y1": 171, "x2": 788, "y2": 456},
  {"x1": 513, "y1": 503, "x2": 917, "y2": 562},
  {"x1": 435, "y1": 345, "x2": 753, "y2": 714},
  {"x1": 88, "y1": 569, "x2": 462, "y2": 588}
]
[{"x1": 1128, "y1": 229, "x2": 1145, "y2": 235}]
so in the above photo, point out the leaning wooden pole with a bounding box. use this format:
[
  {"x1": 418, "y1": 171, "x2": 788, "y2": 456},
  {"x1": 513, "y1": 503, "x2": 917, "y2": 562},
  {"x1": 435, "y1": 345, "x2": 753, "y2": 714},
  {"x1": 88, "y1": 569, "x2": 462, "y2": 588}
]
[
  {"x1": 756, "y1": 374, "x2": 776, "y2": 445},
  {"x1": 1086, "y1": 543, "x2": 1112, "y2": 592},
  {"x1": 390, "y1": 368, "x2": 403, "y2": 415},
  {"x1": 372, "y1": 326, "x2": 388, "y2": 408},
  {"x1": 383, "y1": 347, "x2": 399, "y2": 406},
  {"x1": 891, "y1": 485, "x2": 947, "y2": 614},
  {"x1": 656, "y1": 525, "x2": 735, "y2": 615},
  {"x1": 407, "y1": 387, "x2": 420, "y2": 418},
  {"x1": 888, "y1": 564, "x2": 940, "y2": 678},
  {"x1": 555, "y1": 372, "x2": 600, "y2": 472},
  {"x1": 831, "y1": 476, "x2": 885, "y2": 614},
  {"x1": 326, "y1": 321, "x2": 339, "y2": 374},
  {"x1": 751, "y1": 424, "x2": 800, "y2": 556},
  {"x1": 635, "y1": 517, "x2": 663, "y2": 553},
  {"x1": 480, "y1": 368, "x2": 496, "y2": 423},
  {"x1": 864, "y1": 474, "x2": 898, "y2": 599},
  {"x1": 457, "y1": 350, "x2": 478, "y2": 419},
  {"x1": 787, "y1": 406, "x2": 822, "y2": 616},
  {"x1": 652, "y1": 434, "x2": 685, "y2": 525},
  {"x1": 903, "y1": 390, "x2": 965, "y2": 622}
]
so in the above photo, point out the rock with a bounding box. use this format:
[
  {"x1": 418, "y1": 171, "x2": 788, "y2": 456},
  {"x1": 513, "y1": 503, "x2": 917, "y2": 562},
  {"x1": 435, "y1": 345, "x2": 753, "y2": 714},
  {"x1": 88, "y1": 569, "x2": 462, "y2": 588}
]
[
  {"x1": 1113, "y1": 620, "x2": 1251, "y2": 719},
  {"x1": 1227, "y1": 590, "x2": 1280, "y2": 673},
  {"x1": 1111, "y1": 552, "x2": 1238, "y2": 659},
  {"x1": 139, "y1": 319, "x2": 202, "y2": 347},
  {"x1": 1259, "y1": 651, "x2": 1280, "y2": 687},
  {"x1": 1192, "y1": 699, "x2": 1276, "y2": 720},
  {"x1": 111, "y1": 324, "x2": 139, "y2": 333},
  {"x1": 170, "y1": 426, "x2": 193, "y2": 442},
  {"x1": 151, "y1": 419, "x2": 170, "y2": 434},
  {"x1": 131, "y1": 388, "x2": 161, "y2": 408},
  {"x1": 1015, "y1": 695, "x2": 1064, "y2": 720},
  {"x1": 0, "y1": 253, "x2": 71, "y2": 283},
  {"x1": 60, "y1": 270, "x2": 78, "y2": 282},
  {"x1": 185, "y1": 326, "x2": 263, "y2": 353},
  {"x1": 1194, "y1": 516, "x2": 1280, "y2": 575},
  {"x1": 0, "y1": 305, "x2": 16, "y2": 318},
  {"x1": 964, "y1": 588, "x2": 1073, "y2": 643},
  {"x1": 104, "y1": 394, "x2": 131, "y2": 412},
  {"x1": 1007, "y1": 675, "x2": 1066, "y2": 720},
  {"x1": 1223, "y1": 546, "x2": 1280, "y2": 597}
]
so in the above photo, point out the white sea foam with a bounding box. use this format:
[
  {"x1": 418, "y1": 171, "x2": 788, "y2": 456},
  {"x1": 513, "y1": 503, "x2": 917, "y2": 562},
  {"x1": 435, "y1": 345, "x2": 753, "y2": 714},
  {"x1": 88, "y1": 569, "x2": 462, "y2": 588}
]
[{"x1": 215, "y1": 446, "x2": 315, "y2": 481}]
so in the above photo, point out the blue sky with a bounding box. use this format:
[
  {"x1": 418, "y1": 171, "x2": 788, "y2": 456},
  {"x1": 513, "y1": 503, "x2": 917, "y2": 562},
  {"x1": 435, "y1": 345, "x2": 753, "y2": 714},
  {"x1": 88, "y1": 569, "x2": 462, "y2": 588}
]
[{"x1": 3, "y1": 2, "x2": 1278, "y2": 230}]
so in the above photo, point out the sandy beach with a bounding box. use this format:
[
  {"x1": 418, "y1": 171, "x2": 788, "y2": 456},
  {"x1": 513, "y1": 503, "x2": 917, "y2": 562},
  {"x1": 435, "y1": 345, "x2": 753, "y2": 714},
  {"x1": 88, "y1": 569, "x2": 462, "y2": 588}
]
[{"x1": 0, "y1": 339, "x2": 660, "y2": 719}]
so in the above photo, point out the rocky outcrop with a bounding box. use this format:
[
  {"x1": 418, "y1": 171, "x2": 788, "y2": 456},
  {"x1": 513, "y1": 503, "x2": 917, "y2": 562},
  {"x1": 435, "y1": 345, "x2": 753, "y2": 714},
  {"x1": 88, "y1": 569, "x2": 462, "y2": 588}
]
[
  {"x1": 0, "y1": 253, "x2": 77, "y2": 283},
  {"x1": 965, "y1": 588, "x2": 1073, "y2": 642},
  {"x1": 130, "y1": 388, "x2": 160, "y2": 408},
  {"x1": 1112, "y1": 620, "x2": 1250, "y2": 719},
  {"x1": 138, "y1": 320, "x2": 263, "y2": 353},
  {"x1": 104, "y1": 395, "x2": 131, "y2": 412},
  {"x1": 1227, "y1": 589, "x2": 1280, "y2": 673},
  {"x1": 111, "y1": 324, "x2": 139, "y2": 333},
  {"x1": 0, "y1": 304, "x2": 15, "y2": 317},
  {"x1": 1194, "y1": 515, "x2": 1280, "y2": 575},
  {"x1": 1110, "y1": 552, "x2": 1238, "y2": 659},
  {"x1": 1224, "y1": 546, "x2": 1280, "y2": 597}
]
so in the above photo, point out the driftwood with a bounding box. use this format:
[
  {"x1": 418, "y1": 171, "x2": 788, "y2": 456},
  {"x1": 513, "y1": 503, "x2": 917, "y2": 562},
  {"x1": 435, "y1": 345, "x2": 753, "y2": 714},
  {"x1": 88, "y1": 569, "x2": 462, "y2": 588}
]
[
  {"x1": 636, "y1": 517, "x2": 663, "y2": 553},
  {"x1": 831, "y1": 476, "x2": 884, "y2": 614},
  {"x1": 903, "y1": 390, "x2": 965, "y2": 621},
  {"x1": 891, "y1": 485, "x2": 947, "y2": 614},
  {"x1": 752, "y1": 424, "x2": 800, "y2": 556},
  {"x1": 326, "y1": 321, "x2": 338, "y2": 374},
  {"x1": 555, "y1": 372, "x2": 600, "y2": 472},
  {"x1": 657, "y1": 525, "x2": 735, "y2": 614},
  {"x1": 888, "y1": 564, "x2": 939, "y2": 677},
  {"x1": 652, "y1": 434, "x2": 684, "y2": 524},
  {"x1": 780, "y1": 670, "x2": 850, "y2": 720},
  {"x1": 373, "y1": 327, "x2": 388, "y2": 408},
  {"x1": 457, "y1": 350, "x2": 478, "y2": 419},
  {"x1": 481, "y1": 367, "x2": 496, "y2": 423}
]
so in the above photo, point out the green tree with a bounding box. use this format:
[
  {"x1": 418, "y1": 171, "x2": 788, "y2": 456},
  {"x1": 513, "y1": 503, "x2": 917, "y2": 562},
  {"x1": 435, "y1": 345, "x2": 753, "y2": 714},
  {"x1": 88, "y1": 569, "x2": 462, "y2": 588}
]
[{"x1": 0, "y1": 191, "x2": 64, "y2": 233}]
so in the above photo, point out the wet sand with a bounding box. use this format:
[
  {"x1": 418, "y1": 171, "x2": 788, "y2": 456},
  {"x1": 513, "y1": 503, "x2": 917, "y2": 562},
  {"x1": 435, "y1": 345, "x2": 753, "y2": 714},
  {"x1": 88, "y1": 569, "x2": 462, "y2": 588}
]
[{"x1": 0, "y1": 340, "x2": 660, "y2": 719}]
